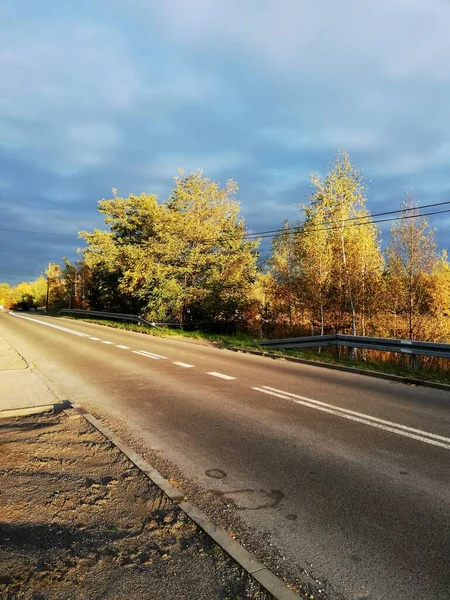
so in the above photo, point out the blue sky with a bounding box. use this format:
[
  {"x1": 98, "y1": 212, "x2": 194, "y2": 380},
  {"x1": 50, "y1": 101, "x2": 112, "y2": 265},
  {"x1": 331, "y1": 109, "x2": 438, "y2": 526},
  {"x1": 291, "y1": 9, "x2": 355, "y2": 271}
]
[{"x1": 1, "y1": 0, "x2": 450, "y2": 284}]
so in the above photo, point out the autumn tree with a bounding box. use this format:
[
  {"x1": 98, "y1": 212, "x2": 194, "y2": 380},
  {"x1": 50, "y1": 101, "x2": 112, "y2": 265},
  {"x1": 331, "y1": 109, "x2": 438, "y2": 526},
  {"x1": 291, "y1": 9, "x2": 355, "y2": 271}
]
[
  {"x1": 244, "y1": 271, "x2": 274, "y2": 337},
  {"x1": 29, "y1": 276, "x2": 47, "y2": 308},
  {"x1": 1, "y1": 278, "x2": 46, "y2": 310},
  {"x1": 162, "y1": 172, "x2": 259, "y2": 327},
  {"x1": 427, "y1": 251, "x2": 450, "y2": 340},
  {"x1": 80, "y1": 172, "x2": 259, "y2": 327},
  {"x1": 308, "y1": 150, "x2": 383, "y2": 335},
  {"x1": 44, "y1": 263, "x2": 65, "y2": 310},
  {"x1": 267, "y1": 221, "x2": 301, "y2": 330},
  {"x1": 61, "y1": 259, "x2": 91, "y2": 309},
  {"x1": 80, "y1": 191, "x2": 162, "y2": 314},
  {"x1": 13, "y1": 282, "x2": 34, "y2": 310},
  {"x1": 0, "y1": 283, "x2": 14, "y2": 309},
  {"x1": 297, "y1": 201, "x2": 332, "y2": 335},
  {"x1": 386, "y1": 193, "x2": 438, "y2": 340}
]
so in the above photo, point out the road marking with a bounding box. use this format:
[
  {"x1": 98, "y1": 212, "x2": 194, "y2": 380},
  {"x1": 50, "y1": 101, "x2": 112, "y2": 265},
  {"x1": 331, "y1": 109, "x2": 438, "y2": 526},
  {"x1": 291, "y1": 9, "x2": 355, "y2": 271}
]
[
  {"x1": 116, "y1": 345, "x2": 130, "y2": 349},
  {"x1": 261, "y1": 386, "x2": 450, "y2": 443},
  {"x1": 207, "y1": 372, "x2": 236, "y2": 380},
  {"x1": 252, "y1": 386, "x2": 450, "y2": 451},
  {"x1": 101, "y1": 341, "x2": 113, "y2": 345},
  {"x1": 136, "y1": 350, "x2": 167, "y2": 359},
  {"x1": 173, "y1": 361, "x2": 194, "y2": 368},
  {"x1": 9, "y1": 313, "x2": 89, "y2": 337},
  {"x1": 90, "y1": 337, "x2": 100, "y2": 341},
  {"x1": 133, "y1": 350, "x2": 161, "y2": 360}
]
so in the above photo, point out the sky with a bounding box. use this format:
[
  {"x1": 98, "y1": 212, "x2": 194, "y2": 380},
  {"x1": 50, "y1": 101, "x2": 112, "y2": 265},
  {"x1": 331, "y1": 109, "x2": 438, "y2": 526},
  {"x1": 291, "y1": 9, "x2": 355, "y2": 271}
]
[{"x1": 1, "y1": 0, "x2": 450, "y2": 284}]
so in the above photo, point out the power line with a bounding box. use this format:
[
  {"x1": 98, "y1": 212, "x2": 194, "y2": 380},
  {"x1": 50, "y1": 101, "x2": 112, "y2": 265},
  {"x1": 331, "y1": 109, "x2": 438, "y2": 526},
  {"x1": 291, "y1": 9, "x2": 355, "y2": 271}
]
[
  {"x1": 208, "y1": 205, "x2": 450, "y2": 245},
  {"x1": 0, "y1": 228, "x2": 77, "y2": 237},
  {"x1": 251, "y1": 208, "x2": 450, "y2": 241},
  {"x1": 1, "y1": 207, "x2": 449, "y2": 281},
  {"x1": 1, "y1": 200, "x2": 449, "y2": 240},
  {"x1": 243, "y1": 200, "x2": 450, "y2": 239},
  {"x1": 1, "y1": 202, "x2": 449, "y2": 269}
]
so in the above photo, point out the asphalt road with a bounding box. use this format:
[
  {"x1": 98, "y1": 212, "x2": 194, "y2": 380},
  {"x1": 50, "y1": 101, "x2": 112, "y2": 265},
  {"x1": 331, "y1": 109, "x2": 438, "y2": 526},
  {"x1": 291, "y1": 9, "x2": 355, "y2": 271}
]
[{"x1": 1, "y1": 312, "x2": 449, "y2": 600}]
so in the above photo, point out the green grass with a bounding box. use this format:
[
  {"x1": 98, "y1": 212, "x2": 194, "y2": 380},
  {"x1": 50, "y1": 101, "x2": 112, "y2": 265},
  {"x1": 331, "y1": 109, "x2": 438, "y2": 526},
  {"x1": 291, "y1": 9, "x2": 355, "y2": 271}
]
[
  {"x1": 59, "y1": 315, "x2": 450, "y2": 386},
  {"x1": 59, "y1": 315, "x2": 255, "y2": 345}
]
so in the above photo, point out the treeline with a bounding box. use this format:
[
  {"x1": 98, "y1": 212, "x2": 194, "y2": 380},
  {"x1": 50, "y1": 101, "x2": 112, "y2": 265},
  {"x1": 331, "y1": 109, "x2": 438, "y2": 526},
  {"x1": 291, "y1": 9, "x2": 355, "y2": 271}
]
[
  {"x1": 2, "y1": 152, "x2": 449, "y2": 343},
  {"x1": 266, "y1": 152, "x2": 450, "y2": 343},
  {"x1": 0, "y1": 262, "x2": 90, "y2": 314}
]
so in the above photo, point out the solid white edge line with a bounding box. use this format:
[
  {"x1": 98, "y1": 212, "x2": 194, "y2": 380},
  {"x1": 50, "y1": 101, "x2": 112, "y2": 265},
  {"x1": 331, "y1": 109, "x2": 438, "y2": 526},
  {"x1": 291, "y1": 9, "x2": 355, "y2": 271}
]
[
  {"x1": 261, "y1": 385, "x2": 450, "y2": 444},
  {"x1": 252, "y1": 387, "x2": 450, "y2": 451},
  {"x1": 173, "y1": 362, "x2": 194, "y2": 368},
  {"x1": 207, "y1": 372, "x2": 236, "y2": 380},
  {"x1": 8, "y1": 312, "x2": 89, "y2": 337},
  {"x1": 132, "y1": 350, "x2": 160, "y2": 360}
]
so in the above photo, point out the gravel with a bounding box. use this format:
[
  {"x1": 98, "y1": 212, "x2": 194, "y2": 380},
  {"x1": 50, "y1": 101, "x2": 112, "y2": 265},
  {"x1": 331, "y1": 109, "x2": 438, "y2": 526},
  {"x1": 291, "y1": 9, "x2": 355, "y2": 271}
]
[{"x1": 0, "y1": 410, "x2": 272, "y2": 600}]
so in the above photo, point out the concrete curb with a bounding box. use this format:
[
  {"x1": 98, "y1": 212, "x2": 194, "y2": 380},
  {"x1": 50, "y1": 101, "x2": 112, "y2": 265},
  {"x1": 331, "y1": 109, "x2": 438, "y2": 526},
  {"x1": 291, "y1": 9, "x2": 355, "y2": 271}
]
[
  {"x1": 70, "y1": 403, "x2": 300, "y2": 600},
  {"x1": 228, "y1": 347, "x2": 450, "y2": 392}
]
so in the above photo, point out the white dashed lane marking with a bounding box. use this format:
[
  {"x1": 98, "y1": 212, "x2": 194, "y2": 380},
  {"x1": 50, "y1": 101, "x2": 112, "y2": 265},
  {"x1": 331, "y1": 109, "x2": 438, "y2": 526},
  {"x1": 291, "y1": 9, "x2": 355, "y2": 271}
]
[
  {"x1": 133, "y1": 350, "x2": 165, "y2": 360},
  {"x1": 8, "y1": 313, "x2": 242, "y2": 385},
  {"x1": 207, "y1": 372, "x2": 236, "y2": 380},
  {"x1": 138, "y1": 350, "x2": 167, "y2": 359}
]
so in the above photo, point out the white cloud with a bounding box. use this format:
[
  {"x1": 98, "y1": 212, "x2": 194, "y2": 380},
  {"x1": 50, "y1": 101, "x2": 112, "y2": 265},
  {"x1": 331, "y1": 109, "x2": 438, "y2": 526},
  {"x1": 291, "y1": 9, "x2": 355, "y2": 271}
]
[
  {"x1": 65, "y1": 122, "x2": 121, "y2": 168},
  {"x1": 136, "y1": 0, "x2": 450, "y2": 189},
  {"x1": 147, "y1": 0, "x2": 450, "y2": 81},
  {"x1": 372, "y1": 142, "x2": 450, "y2": 177},
  {"x1": 259, "y1": 126, "x2": 385, "y2": 153},
  {"x1": 139, "y1": 151, "x2": 252, "y2": 180},
  {"x1": 143, "y1": 71, "x2": 219, "y2": 104},
  {"x1": 0, "y1": 23, "x2": 140, "y2": 121},
  {"x1": 0, "y1": 23, "x2": 137, "y2": 173},
  {"x1": 0, "y1": 122, "x2": 28, "y2": 151},
  {"x1": 254, "y1": 165, "x2": 309, "y2": 196}
]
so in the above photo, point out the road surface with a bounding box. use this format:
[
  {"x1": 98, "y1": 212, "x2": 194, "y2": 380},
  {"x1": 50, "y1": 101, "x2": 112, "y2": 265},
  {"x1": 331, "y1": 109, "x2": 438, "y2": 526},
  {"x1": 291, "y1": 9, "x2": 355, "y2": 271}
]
[{"x1": 1, "y1": 312, "x2": 449, "y2": 600}]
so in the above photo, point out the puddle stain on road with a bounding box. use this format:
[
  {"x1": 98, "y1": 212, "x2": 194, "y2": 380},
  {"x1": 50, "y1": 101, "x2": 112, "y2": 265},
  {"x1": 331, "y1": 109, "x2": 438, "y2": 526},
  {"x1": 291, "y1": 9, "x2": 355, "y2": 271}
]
[
  {"x1": 205, "y1": 468, "x2": 227, "y2": 480},
  {"x1": 208, "y1": 488, "x2": 284, "y2": 511}
]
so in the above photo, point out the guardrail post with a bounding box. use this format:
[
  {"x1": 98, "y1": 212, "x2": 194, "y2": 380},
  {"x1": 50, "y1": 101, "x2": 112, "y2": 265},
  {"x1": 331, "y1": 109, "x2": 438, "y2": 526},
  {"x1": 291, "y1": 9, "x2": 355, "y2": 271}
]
[
  {"x1": 348, "y1": 347, "x2": 354, "y2": 361},
  {"x1": 411, "y1": 354, "x2": 418, "y2": 372}
]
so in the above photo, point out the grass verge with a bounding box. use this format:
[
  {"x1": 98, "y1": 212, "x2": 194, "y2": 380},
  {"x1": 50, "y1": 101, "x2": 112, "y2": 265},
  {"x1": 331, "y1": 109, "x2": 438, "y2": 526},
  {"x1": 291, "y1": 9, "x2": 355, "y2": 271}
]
[{"x1": 59, "y1": 316, "x2": 450, "y2": 386}]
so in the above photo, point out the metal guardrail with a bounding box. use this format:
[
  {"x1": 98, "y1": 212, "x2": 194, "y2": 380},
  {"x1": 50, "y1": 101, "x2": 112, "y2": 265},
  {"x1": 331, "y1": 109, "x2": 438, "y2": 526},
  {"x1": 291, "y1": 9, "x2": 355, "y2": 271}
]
[
  {"x1": 257, "y1": 334, "x2": 450, "y2": 370},
  {"x1": 58, "y1": 309, "x2": 155, "y2": 328},
  {"x1": 58, "y1": 310, "x2": 220, "y2": 331}
]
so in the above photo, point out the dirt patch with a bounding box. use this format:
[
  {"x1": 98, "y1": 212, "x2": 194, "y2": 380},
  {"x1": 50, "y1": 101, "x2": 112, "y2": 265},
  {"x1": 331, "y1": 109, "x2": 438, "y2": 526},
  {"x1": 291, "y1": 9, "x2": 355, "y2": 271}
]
[{"x1": 0, "y1": 411, "x2": 270, "y2": 600}]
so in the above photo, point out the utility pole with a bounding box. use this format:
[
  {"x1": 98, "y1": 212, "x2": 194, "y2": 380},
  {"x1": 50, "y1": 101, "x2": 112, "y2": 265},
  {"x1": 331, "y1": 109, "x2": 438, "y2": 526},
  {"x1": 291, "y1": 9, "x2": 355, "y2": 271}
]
[{"x1": 45, "y1": 263, "x2": 51, "y2": 313}]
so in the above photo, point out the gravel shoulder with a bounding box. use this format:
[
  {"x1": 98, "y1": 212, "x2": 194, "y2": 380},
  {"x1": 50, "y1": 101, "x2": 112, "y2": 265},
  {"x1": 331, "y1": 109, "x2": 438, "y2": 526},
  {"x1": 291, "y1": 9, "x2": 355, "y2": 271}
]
[{"x1": 0, "y1": 409, "x2": 270, "y2": 600}]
